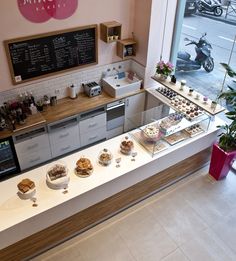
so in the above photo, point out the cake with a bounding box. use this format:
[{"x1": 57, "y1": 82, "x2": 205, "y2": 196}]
[
  {"x1": 142, "y1": 125, "x2": 160, "y2": 141},
  {"x1": 18, "y1": 178, "x2": 35, "y2": 193},
  {"x1": 46, "y1": 162, "x2": 69, "y2": 189},
  {"x1": 17, "y1": 178, "x2": 36, "y2": 199},
  {"x1": 75, "y1": 157, "x2": 93, "y2": 177},
  {"x1": 120, "y1": 136, "x2": 134, "y2": 155}
]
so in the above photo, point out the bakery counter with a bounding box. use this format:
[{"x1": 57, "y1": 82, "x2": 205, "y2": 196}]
[{"x1": 0, "y1": 114, "x2": 224, "y2": 254}]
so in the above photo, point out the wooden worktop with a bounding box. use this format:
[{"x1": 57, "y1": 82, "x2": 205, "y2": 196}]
[{"x1": 0, "y1": 90, "x2": 144, "y2": 140}]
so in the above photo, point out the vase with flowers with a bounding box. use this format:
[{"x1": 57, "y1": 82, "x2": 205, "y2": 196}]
[{"x1": 156, "y1": 60, "x2": 174, "y2": 80}]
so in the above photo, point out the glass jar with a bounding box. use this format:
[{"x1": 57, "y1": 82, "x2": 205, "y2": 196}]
[
  {"x1": 98, "y1": 148, "x2": 113, "y2": 166},
  {"x1": 120, "y1": 136, "x2": 134, "y2": 155}
]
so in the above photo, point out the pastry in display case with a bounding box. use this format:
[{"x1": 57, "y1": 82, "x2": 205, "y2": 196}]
[
  {"x1": 120, "y1": 136, "x2": 134, "y2": 155},
  {"x1": 163, "y1": 131, "x2": 189, "y2": 145},
  {"x1": 75, "y1": 157, "x2": 93, "y2": 177},
  {"x1": 17, "y1": 178, "x2": 36, "y2": 199},
  {"x1": 184, "y1": 123, "x2": 204, "y2": 137},
  {"x1": 142, "y1": 124, "x2": 161, "y2": 142},
  {"x1": 46, "y1": 161, "x2": 70, "y2": 189},
  {"x1": 128, "y1": 104, "x2": 210, "y2": 157},
  {"x1": 159, "y1": 112, "x2": 184, "y2": 135},
  {"x1": 170, "y1": 96, "x2": 204, "y2": 120},
  {"x1": 98, "y1": 148, "x2": 112, "y2": 166}
]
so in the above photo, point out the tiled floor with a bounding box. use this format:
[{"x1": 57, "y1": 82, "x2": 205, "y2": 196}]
[{"x1": 31, "y1": 165, "x2": 236, "y2": 261}]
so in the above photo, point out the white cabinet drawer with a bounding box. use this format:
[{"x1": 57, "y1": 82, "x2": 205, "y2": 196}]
[
  {"x1": 80, "y1": 126, "x2": 106, "y2": 147},
  {"x1": 49, "y1": 124, "x2": 80, "y2": 158},
  {"x1": 17, "y1": 147, "x2": 52, "y2": 170},
  {"x1": 15, "y1": 133, "x2": 50, "y2": 155},
  {"x1": 80, "y1": 113, "x2": 106, "y2": 134}
]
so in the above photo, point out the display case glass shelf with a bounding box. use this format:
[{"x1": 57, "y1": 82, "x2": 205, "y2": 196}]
[
  {"x1": 127, "y1": 104, "x2": 210, "y2": 156},
  {"x1": 151, "y1": 75, "x2": 225, "y2": 116}
]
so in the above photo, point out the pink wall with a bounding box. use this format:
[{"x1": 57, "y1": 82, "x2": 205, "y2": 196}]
[
  {"x1": 133, "y1": 0, "x2": 152, "y2": 66},
  {"x1": 0, "y1": 0, "x2": 135, "y2": 92}
]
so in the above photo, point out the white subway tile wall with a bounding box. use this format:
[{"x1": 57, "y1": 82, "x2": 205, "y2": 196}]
[{"x1": 0, "y1": 60, "x2": 145, "y2": 105}]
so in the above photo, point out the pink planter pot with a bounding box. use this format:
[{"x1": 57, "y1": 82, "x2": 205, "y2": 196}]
[{"x1": 209, "y1": 143, "x2": 236, "y2": 180}]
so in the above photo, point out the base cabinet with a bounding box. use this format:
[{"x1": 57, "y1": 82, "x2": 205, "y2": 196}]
[
  {"x1": 124, "y1": 92, "x2": 145, "y2": 132},
  {"x1": 48, "y1": 116, "x2": 80, "y2": 158},
  {"x1": 79, "y1": 112, "x2": 107, "y2": 147},
  {"x1": 13, "y1": 126, "x2": 52, "y2": 170}
]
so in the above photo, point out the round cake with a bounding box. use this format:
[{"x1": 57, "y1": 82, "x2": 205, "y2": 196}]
[
  {"x1": 75, "y1": 157, "x2": 93, "y2": 177},
  {"x1": 143, "y1": 125, "x2": 160, "y2": 141},
  {"x1": 17, "y1": 178, "x2": 36, "y2": 199},
  {"x1": 46, "y1": 162, "x2": 69, "y2": 190}
]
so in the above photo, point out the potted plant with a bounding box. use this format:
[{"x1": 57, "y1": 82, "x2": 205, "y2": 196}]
[
  {"x1": 209, "y1": 64, "x2": 236, "y2": 180},
  {"x1": 155, "y1": 60, "x2": 174, "y2": 80}
]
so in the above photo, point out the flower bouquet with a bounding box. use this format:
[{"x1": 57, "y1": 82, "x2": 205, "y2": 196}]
[{"x1": 156, "y1": 60, "x2": 174, "y2": 80}]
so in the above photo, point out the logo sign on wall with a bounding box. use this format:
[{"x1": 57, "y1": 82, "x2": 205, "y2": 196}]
[{"x1": 17, "y1": 0, "x2": 78, "y2": 23}]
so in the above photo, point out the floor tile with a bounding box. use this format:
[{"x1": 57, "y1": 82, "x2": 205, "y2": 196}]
[
  {"x1": 161, "y1": 248, "x2": 189, "y2": 261},
  {"x1": 110, "y1": 207, "x2": 177, "y2": 261},
  {"x1": 209, "y1": 208, "x2": 236, "y2": 255},
  {"x1": 180, "y1": 228, "x2": 236, "y2": 261},
  {"x1": 147, "y1": 189, "x2": 208, "y2": 246}
]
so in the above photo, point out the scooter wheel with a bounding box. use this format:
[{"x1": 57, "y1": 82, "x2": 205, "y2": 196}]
[
  {"x1": 214, "y1": 7, "x2": 223, "y2": 16},
  {"x1": 203, "y1": 57, "x2": 214, "y2": 73}
]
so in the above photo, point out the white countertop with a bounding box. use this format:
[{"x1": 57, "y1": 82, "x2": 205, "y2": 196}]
[{"x1": 0, "y1": 114, "x2": 224, "y2": 234}]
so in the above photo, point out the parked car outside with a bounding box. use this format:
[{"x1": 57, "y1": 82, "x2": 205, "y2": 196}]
[{"x1": 185, "y1": 0, "x2": 197, "y2": 15}]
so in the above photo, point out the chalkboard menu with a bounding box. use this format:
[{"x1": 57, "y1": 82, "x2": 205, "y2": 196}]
[{"x1": 4, "y1": 24, "x2": 98, "y2": 85}]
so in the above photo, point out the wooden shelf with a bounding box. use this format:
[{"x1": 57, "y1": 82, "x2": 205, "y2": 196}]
[
  {"x1": 152, "y1": 75, "x2": 225, "y2": 116},
  {"x1": 100, "y1": 21, "x2": 121, "y2": 43},
  {"x1": 117, "y1": 38, "x2": 136, "y2": 59}
]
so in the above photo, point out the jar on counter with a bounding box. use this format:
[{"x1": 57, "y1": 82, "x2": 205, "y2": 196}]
[
  {"x1": 98, "y1": 148, "x2": 112, "y2": 166},
  {"x1": 120, "y1": 136, "x2": 134, "y2": 155}
]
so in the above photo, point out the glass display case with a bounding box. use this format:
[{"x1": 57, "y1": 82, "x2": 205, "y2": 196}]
[{"x1": 126, "y1": 104, "x2": 211, "y2": 156}]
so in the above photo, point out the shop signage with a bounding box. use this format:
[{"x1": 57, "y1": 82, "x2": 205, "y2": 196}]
[{"x1": 17, "y1": 0, "x2": 78, "y2": 23}]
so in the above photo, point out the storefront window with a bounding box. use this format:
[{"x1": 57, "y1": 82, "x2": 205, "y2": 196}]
[{"x1": 173, "y1": 0, "x2": 236, "y2": 101}]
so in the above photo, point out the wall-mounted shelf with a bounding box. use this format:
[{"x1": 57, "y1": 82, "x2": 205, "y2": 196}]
[
  {"x1": 100, "y1": 21, "x2": 121, "y2": 43},
  {"x1": 117, "y1": 38, "x2": 136, "y2": 59}
]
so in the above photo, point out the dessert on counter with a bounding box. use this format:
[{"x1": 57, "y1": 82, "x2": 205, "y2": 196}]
[
  {"x1": 17, "y1": 178, "x2": 36, "y2": 199},
  {"x1": 75, "y1": 157, "x2": 93, "y2": 177},
  {"x1": 120, "y1": 136, "x2": 134, "y2": 155},
  {"x1": 142, "y1": 124, "x2": 161, "y2": 142},
  {"x1": 98, "y1": 148, "x2": 112, "y2": 166},
  {"x1": 46, "y1": 162, "x2": 69, "y2": 189}
]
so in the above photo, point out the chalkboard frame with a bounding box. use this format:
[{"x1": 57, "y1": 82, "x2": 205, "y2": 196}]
[{"x1": 4, "y1": 24, "x2": 98, "y2": 85}]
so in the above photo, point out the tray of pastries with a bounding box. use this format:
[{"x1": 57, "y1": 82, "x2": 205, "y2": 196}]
[
  {"x1": 184, "y1": 124, "x2": 204, "y2": 137},
  {"x1": 163, "y1": 130, "x2": 189, "y2": 145},
  {"x1": 17, "y1": 178, "x2": 36, "y2": 199},
  {"x1": 75, "y1": 157, "x2": 93, "y2": 177},
  {"x1": 170, "y1": 96, "x2": 204, "y2": 121},
  {"x1": 120, "y1": 136, "x2": 134, "y2": 155},
  {"x1": 156, "y1": 86, "x2": 177, "y2": 100},
  {"x1": 159, "y1": 113, "x2": 183, "y2": 134},
  {"x1": 46, "y1": 162, "x2": 70, "y2": 189},
  {"x1": 98, "y1": 148, "x2": 113, "y2": 166}
]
